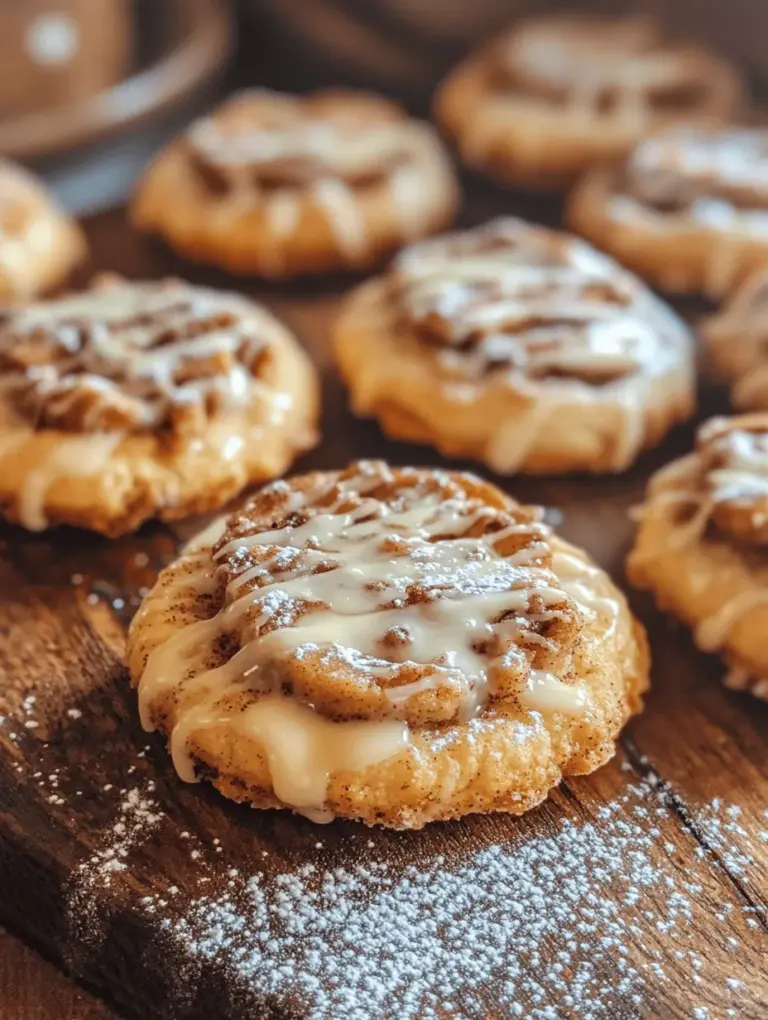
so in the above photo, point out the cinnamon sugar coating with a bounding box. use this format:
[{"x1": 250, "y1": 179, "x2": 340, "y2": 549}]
[{"x1": 128, "y1": 461, "x2": 648, "y2": 829}]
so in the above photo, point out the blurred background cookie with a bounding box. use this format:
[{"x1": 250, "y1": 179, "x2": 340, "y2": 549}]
[
  {"x1": 434, "y1": 14, "x2": 744, "y2": 190},
  {"x1": 132, "y1": 88, "x2": 459, "y2": 278},
  {"x1": 569, "y1": 126, "x2": 768, "y2": 299},
  {"x1": 0, "y1": 158, "x2": 85, "y2": 297},
  {"x1": 629, "y1": 414, "x2": 768, "y2": 701}
]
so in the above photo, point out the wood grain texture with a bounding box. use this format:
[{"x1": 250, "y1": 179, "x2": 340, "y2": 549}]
[
  {"x1": 0, "y1": 927, "x2": 116, "y2": 1020},
  {"x1": 1, "y1": 188, "x2": 768, "y2": 1019}
]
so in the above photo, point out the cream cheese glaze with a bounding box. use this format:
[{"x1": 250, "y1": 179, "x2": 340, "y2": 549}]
[{"x1": 133, "y1": 463, "x2": 625, "y2": 822}]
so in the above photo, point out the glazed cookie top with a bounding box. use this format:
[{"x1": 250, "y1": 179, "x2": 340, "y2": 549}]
[
  {"x1": 489, "y1": 16, "x2": 739, "y2": 121},
  {"x1": 0, "y1": 276, "x2": 288, "y2": 438},
  {"x1": 133, "y1": 462, "x2": 622, "y2": 814},
  {"x1": 645, "y1": 414, "x2": 768, "y2": 548},
  {"x1": 387, "y1": 217, "x2": 686, "y2": 386},
  {"x1": 621, "y1": 127, "x2": 768, "y2": 225},
  {"x1": 188, "y1": 89, "x2": 439, "y2": 193}
]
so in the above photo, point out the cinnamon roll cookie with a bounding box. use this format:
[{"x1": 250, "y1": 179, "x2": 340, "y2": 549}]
[
  {"x1": 128, "y1": 461, "x2": 649, "y2": 828},
  {"x1": 434, "y1": 15, "x2": 743, "y2": 190},
  {"x1": 132, "y1": 89, "x2": 459, "y2": 278},
  {"x1": 628, "y1": 415, "x2": 768, "y2": 700},
  {"x1": 705, "y1": 269, "x2": 768, "y2": 408},
  {"x1": 0, "y1": 276, "x2": 318, "y2": 535},
  {"x1": 334, "y1": 218, "x2": 695, "y2": 475},
  {"x1": 569, "y1": 127, "x2": 768, "y2": 299},
  {"x1": 0, "y1": 159, "x2": 85, "y2": 298}
]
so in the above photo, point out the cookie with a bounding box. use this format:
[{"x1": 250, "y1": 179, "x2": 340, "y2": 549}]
[
  {"x1": 0, "y1": 276, "x2": 319, "y2": 536},
  {"x1": 128, "y1": 461, "x2": 649, "y2": 829},
  {"x1": 0, "y1": 159, "x2": 85, "y2": 298},
  {"x1": 704, "y1": 269, "x2": 768, "y2": 408},
  {"x1": 434, "y1": 15, "x2": 743, "y2": 190},
  {"x1": 628, "y1": 414, "x2": 768, "y2": 700},
  {"x1": 333, "y1": 217, "x2": 695, "y2": 475},
  {"x1": 569, "y1": 126, "x2": 768, "y2": 299},
  {"x1": 132, "y1": 89, "x2": 460, "y2": 278}
]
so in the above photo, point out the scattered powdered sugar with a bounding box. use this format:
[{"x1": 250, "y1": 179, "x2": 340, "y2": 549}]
[
  {"x1": 60, "y1": 776, "x2": 756, "y2": 1020},
  {"x1": 67, "y1": 781, "x2": 166, "y2": 949}
]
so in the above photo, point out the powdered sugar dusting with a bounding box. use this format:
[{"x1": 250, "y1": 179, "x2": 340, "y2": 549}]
[{"x1": 60, "y1": 774, "x2": 761, "y2": 1020}]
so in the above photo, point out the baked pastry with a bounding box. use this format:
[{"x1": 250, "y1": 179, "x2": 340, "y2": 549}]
[
  {"x1": 0, "y1": 275, "x2": 318, "y2": 535},
  {"x1": 0, "y1": 159, "x2": 85, "y2": 298},
  {"x1": 333, "y1": 217, "x2": 695, "y2": 475},
  {"x1": 704, "y1": 269, "x2": 768, "y2": 408},
  {"x1": 132, "y1": 88, "x2": 460, "y2": 278},
  {"x1": 569, "y1": 126, "x2": 768, "y2": 299},
  {"x1": 128, "y1": 461, "x2": 649, "y2": 829},
  {"x1": 434, "y1": 15, "x2": 743, "y2": 190},
  {"x1": 628, "y1": 414, "x2": 768, "y2": 701}
]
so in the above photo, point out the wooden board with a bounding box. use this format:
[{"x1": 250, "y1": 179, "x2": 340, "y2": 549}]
[{"x1": 1, "y1": 193, "x2": 768, "y2": 1020}]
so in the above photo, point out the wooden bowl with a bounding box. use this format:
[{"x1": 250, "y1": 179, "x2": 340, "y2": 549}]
[{"x1": 0, "y1": 0, "x2": 231, "y2": 160}]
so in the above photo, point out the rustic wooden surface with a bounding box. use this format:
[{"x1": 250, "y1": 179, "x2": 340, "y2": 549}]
[{"x1": 1, "y1": 182, "x2": 768, "y2": 1020}]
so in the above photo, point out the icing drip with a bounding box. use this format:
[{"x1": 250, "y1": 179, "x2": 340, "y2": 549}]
[
  {"x1": 17, "y1": 432, "x2": 122, "y2": 531},
  {"x1": 236, "y1": 696, "x2": 408, "y2": 823},
  {"x1": 312, "y1": 179, "x2": 369, "y2": 261},
  {"x1": 138, "y1": 467, "x2": 609, "y2": 819},
  {"x1": 636, "y1": 418, "x2": 768, "y2": 674},
  {"x1": 638, "y1": 418, "x2": 768, "y2": 548}
]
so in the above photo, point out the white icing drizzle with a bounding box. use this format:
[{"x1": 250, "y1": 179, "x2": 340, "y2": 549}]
[
  {"x1": 638, "y1": 421, "x2": 768, "y2": 545},
  {"x1": 0, "y1": 280, "x2": 282, "y2": 434},
  {"x1": 187, "y1": 90, "x2": 446, "y2": 263},
  {"x1": 637, "y1": 419, "x2": 768, "y2": 670},
  {"x1": 312, "y1": 179, "x2": 369, "y2": 261},
  {"x1": 626, "y1": 128, "x2": 768, "y2": 236},
  {"x1": 138, "y1": 468, "x2": 610, "y2": 820},
  {"x1": 390, "y1": 220, "x2": 686, "y2": 472},
  {"x1": 695, "y1": 589, "x2": 768, "y2": 653},
  {"x1": 491, "y1": 17, "x2": 729, "y2": 129}
]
